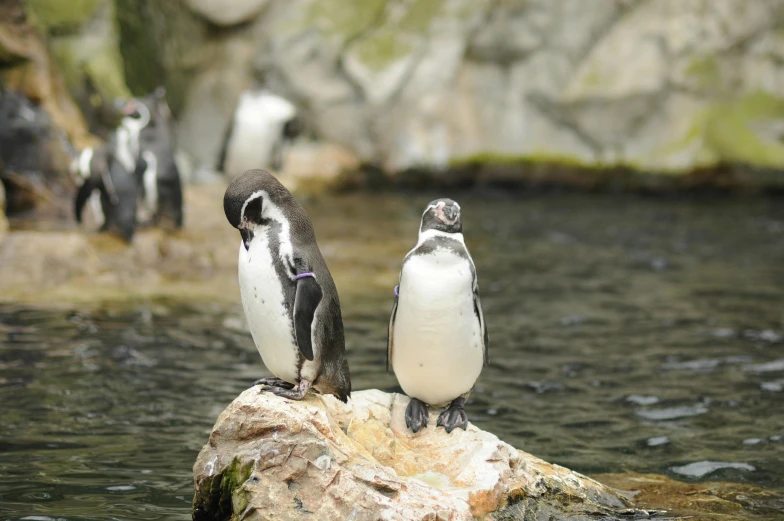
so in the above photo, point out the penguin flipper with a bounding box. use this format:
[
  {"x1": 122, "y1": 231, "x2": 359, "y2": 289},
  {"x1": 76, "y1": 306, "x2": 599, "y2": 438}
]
[
  {"x1": 473, "y1": 286, "x2": 489, "y2": 366},
  {"x1": 386, "y1": 295, "x2": 398, "y2": 374},
  {"x1": 294, "y1": 276, "x2": 322, "y2": 361}
]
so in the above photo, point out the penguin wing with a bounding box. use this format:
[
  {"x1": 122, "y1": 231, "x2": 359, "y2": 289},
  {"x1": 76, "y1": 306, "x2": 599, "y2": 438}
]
[
  {"x1": 386, "y1": 294, "x2": 398, "y2": 374},
  {"x1": 473, "y1": 284, "x2": 489, "y2": 366},
  {"x1": 293, "y1": 275, "x2": 322, "y2": 361}
]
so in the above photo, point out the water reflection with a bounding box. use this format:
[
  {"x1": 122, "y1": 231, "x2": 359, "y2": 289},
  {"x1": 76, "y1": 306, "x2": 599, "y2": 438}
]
[{"x1": 1, "y1": 192, "x2": 784, "y2": 519}]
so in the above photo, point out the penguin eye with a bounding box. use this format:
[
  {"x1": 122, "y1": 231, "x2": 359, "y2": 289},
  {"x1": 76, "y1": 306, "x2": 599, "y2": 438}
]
[{"x1": 242, "y1": 197, "x2": 263, "y2": 226}]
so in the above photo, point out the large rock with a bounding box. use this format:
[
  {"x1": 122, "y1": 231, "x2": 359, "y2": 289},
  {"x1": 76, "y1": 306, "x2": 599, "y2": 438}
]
[
  {"x1": 23, "y1": 0, "x2": 131, "y2": 111},
  {"x1": 193, "y1": 389, "x2": 647, "y2": 521},
  {"x1": 185, "y1": 0, "x2": 269, "y2": 27}
]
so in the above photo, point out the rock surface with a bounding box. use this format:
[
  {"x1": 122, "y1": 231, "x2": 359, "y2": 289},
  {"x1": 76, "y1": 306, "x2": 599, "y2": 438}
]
[{"x1": 193, "y1": 389, "x2": 644, "y2": 521}]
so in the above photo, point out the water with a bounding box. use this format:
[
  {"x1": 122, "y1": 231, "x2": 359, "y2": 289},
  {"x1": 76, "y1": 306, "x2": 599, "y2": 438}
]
[{"x1": 1, "y1": 192, "x2": 784, "y2": 519}]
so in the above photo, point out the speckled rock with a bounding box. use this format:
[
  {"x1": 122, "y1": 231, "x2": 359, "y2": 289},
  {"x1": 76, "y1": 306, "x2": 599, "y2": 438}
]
[{"x1": 192, "y1": 389, "x2": 644, "y2": 521}]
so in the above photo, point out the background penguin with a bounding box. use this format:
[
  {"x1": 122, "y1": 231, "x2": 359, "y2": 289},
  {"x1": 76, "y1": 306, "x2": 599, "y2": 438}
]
[
  {"x1": 74, "y1": 98, "x2": 148, "y2": 241},
  {"x1": 136, "y1": 87, "x2": 183, "y2": 230},
  {"x1": 218, "y1": 90, "x2": 300, "y2": 177},
  {"x1": 71, "y1": 146, "x2": 106, "y2": 227},
  {"x1": 223, "y1": 169, "x2": 351, "y2": 402},
  {"x1": 388, "y1": 198, "x2": 488, "y2": 433}
]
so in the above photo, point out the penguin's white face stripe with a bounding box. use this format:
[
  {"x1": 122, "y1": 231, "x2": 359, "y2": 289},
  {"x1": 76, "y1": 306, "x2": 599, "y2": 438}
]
[
  {"x1": 421, "y1": 201, "x2": 444, "y2": 217},
  {"x1": 240, "y1": 190, "x2": 296, "y2": 277},
  {"x1": 239, "y1": 190, "x2": 264, "y2": 229}
]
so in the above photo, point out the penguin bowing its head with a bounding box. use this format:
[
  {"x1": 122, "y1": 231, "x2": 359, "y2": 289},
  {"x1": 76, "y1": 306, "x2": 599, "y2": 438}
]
[
  {"x1": 224, "y1": 170, "x2": 351, "y2": 402},
  {"x1": 388, "y1": 198, "x2": 488, "y2": 433}
]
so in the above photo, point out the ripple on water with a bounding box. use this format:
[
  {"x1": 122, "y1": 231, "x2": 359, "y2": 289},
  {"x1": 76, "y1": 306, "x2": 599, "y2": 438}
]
[
  {"x1": 671, "y1": 461, "x2": 756, "y2": 478},
  {"x1": 646, "y1": 436, "x2": 670, "y2": 447},
  {"x1": 635, "y1": 404, "x2": 709, "y2": 421},
  {"x1": 744, "y1": 359, "x2": 784, "y2": 373}
]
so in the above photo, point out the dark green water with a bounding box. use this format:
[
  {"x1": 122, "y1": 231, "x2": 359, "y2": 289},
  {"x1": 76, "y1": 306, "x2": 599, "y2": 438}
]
[{"x1": 1, "y1": 192, "x2": 784, "y2": 520}]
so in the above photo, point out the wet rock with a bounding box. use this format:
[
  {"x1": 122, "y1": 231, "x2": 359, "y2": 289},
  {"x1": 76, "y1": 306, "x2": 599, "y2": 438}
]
[
  {"x1": 185, "y1": 0, "x2": 268, "y2": 27},
  {"x1": 192, "y1": 389, "x2": 639, "y2": 521},
  {"x1": 280, "y1": 141, "x2": 361, "y2": 191},
  {"x1": 0, "y1": 90, "x2": 77, "y2": 219},
  {"x1": 0, "y1": 0, "x2": 93, "y2": 147},
  {"x1": 0, "y1": 179, "x2": 7, "y2": 244},
  {"x1": 25, "y1": 0, "x2": 131, "y2": 108},
  {"x1": 596, "y1": 472, "x2": 784, "y2": 520}
]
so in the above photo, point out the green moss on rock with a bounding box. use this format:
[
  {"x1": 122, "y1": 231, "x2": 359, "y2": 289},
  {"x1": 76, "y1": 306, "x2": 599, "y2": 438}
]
[
  {"x1": 353, "y1": 28, "x2": 414, "y2": 71},
  {"x1": 24, "y1": 0, "x2": 104, "y2": 32},
  {"x1": 704, "y1": 91, "x2": 784, "y2": 167},
  {"x1": 684, "y1": 55, "x2": 720, "y2": 90},
  {"x1": 305, "y1": 0, "x2": 387, "y2": 43}
]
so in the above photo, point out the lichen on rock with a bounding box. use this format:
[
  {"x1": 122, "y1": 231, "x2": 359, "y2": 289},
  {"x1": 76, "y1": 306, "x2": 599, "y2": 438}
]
[{"x1": 193, "y1": 389, "x2": 646, "y2": 521}]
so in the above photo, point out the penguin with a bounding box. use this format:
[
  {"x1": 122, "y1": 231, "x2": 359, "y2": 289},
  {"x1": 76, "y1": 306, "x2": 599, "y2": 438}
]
[
  {"x1": 223, "y1": 169, "x2": 351, "y2": 402},
  {"x1": 71, "y1": 147, "x2": 105, "y2": 227},
  {"x1": 219, "y1": 90, "x2": 299, "y2": 177},
  {"x1": 387, "y1": 198, "x2": 488, "y2": 433},
  {"x1": 136, "y1": 87, "x2": 184, "y2": 230},
  {"x1": 74, "y1": 98, "x2": 148, "y2": 242}
]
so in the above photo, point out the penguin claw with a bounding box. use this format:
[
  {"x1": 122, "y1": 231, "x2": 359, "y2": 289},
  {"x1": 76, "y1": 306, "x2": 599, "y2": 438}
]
[
  {"x1": 252, "y1": 377, "x2": 295, "y2": 390},
  {"x1": 437, "y1": 398, "x2": 468, "y2": 434},
  {"x1": 258, "y1": 379, "x2": 312, "y2": 400},
  {"x1": 405, "y1": 398, "x2": 429, "y2": 433}
]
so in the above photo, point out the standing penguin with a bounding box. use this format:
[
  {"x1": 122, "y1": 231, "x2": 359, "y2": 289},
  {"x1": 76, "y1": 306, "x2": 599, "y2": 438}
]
[
  {"x1": 223, "y1": 169, "x2": 351, "y2": 402},
  {"x1": 388, "y1": 199, "x2": 488, "y2": 433}
]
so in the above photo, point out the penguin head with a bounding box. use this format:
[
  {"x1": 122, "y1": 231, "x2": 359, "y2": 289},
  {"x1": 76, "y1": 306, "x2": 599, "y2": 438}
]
[
  {"x1": 114, "y1": 98, "x2": 151, "y2": 129},
  {"x1": 224, "y1": 169, "x2": 293, "y2": 249},
  {"x1": 420, "y1": 198, "x2": 462, "y2": 234}
]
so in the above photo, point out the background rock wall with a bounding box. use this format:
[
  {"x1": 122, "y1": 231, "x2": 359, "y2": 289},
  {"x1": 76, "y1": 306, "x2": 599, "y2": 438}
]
[
  {"x1": 119, "y1": 0, "x2": 784, "y2": 179},
  {"x1": 5, "y1": 0, "x2": 784, "y2": 194}
]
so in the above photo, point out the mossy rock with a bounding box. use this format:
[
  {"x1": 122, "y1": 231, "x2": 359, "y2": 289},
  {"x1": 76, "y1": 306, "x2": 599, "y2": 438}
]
[
  {"x1": 704, "y1": 91, "x2": 784, "y2": 167},
  {"x1": 49, "y1": 36, "x2": 130, "y2": 100},
  {"x1": 23, "y1": 0, "x2": 105, "y2": 33}
]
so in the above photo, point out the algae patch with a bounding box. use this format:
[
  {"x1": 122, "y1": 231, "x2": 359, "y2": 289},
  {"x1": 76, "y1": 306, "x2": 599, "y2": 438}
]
[{"x1": 704, "y1": 91, "x2": 784, "y2": 167}]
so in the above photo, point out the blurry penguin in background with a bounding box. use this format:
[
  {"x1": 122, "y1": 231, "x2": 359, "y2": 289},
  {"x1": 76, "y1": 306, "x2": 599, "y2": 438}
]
[
  {"x1": 74, "y1": 98, "x2": 149, "y2": 241},
  {"x1": 136, "y1": 87, "x2": 183, "y2": 230},
  {"x1": 218, "y1": 89, "x2": 302, "y2": 177}
]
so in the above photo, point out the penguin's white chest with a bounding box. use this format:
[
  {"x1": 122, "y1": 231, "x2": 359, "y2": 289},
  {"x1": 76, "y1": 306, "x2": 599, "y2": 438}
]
[
  {"x1": 392, "y1": 249, "x2": 484, "y2": 405},
  {"x1": 237, "y1": 238, "x2": 299, "y2": 384}
]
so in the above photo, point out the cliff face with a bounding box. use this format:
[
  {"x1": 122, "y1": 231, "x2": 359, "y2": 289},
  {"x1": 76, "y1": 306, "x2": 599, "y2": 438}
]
[
  {"x1": 120, "y1": 0, "x2": 784, "y2": 180},
  {"x1": 12, "y1": 0, "x2": 784, "y2": 187}
]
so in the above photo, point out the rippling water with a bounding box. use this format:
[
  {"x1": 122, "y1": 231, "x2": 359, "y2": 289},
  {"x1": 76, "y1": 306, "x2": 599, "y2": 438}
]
[{"x1": 1, "y1": 192, "x2": 783, "y2": 519}]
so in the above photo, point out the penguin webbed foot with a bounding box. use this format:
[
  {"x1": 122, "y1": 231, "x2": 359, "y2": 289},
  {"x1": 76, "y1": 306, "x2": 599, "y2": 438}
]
[
  {"x1": 252, "y1": 376, "x2": 295, "y2": 390},
  {"x1": 259, "y1": 379, "x2": 311, "y2": 400},
  {"x1": 405, "y1": 398, "x2": 429, "y2": 433},
  {"x1": 437, "y1": 397, "x2": 468, "y2": 433}
]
